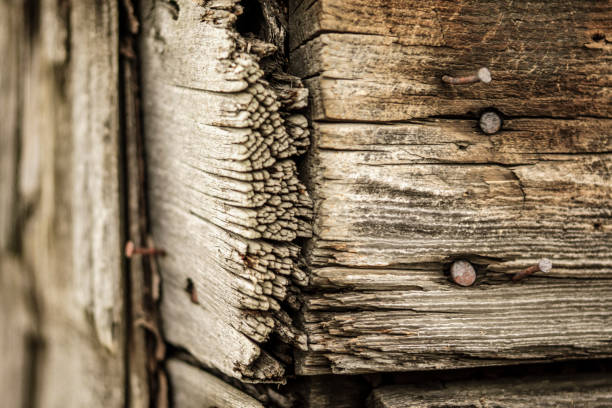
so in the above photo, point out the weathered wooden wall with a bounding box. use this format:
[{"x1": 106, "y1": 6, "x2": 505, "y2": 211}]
[
  {"x1": 289, "y1": 0, "x2": 612, "y2": 375},
  {"x1": 2, "y1": 0, "x2": 611, "y2": 407}
]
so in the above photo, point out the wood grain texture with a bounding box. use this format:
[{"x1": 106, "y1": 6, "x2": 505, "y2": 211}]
[
  {"x1": 290, "y1": 0, "x2": 612, "y2": 121},
  {"x1": 368, "y1": 372, "x2": 612, "y2": 407},
  {"x1": 0, "y1": 0, "x2": 128, "y2": 406},
  {"x1": 0, "y1": 255, "x2": 36, "y2": 408},
  {"x1": 290, "y1": 0, "x2": 612, "y2": 375},
  {"x1": 139, "y1": 0, "x2": 312, "y2": 382},
  {"x1": 168, "y1": 359, "x2": 265, "y2": 408},
  {"x1": 0, "y1": 0, "x2": 21, "y2": 251}
]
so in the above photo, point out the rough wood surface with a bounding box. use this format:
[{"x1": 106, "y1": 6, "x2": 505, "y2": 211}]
[
  {"x1": 0, "y1": 0, "x2": 21, "y2": 251},
  {"x1": 290, "y1": 0, "x2": 612, "y2": 375},
  {"x1": 168, "y1": 359, "x2": 265, "y2": 408},
  {"x1": 290, "y1": 0, "x2": 612, "y2": 121},
  {"x1": 368, "y1": 372, "x2": 612, "y2": 407},
  {"x1": 0, "y1": 1, "x2": 127, "y2": 406},
  {"x1": 139, "y1": 0, "x2": 312, "y2": 382}
]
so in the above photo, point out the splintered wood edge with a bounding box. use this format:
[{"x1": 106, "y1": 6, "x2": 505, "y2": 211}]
[{"x1": 140, "y1": 0, "x2": 312, "y2": 382}]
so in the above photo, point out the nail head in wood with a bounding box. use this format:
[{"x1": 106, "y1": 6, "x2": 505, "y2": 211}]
[
  {"x1": 124, "y1": 240, "x2": 166, "y2": 258},
  {"x1": 477, "y1": 67, "x2": 492, "y2": 84},
  {"x1": 479, "y1": 111, "x2": 502, "y2": 135},
  {"x1": 450, "y1": 260, "x2": 476, "y2": 287},
  {"x1": 512, "y1": 258, "x2": 553, "y2": 281},
  {"x1": 442, "y1": 67, "x2": 492, "y2": 85}
]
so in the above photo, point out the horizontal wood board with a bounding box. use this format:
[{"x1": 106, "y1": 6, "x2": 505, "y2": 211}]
[
  {"x1": 368, "y1": 372, "x2": 612, "y2": 407},
  {"x1": 290, "y1": 0, "x2": 612, "y2": 121}
]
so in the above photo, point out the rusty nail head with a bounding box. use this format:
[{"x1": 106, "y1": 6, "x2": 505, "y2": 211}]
[
  {"x1": 450, "y1": 260, "x2": 476, "y2": 286},
  {"x1": 512, "y1": 258, "x2": 553, "y2": 282},
  {"x1": 442, "y1": 67, "x2": 492, "y2": 85},
  {"x1": 125, "y1": 240, "x2": 166, "y2": 258},
  {"x1": 479, "y1": 111, "x2": 502, "y2": 135}
]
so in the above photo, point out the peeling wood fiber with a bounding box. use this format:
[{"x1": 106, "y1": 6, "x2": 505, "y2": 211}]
[{"x1": 139, "y1": 0, "x2": 312, "y2": 382}]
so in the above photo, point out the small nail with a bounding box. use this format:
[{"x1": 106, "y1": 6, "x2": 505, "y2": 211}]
[
  {"x1": 125, "y1": 240, "x2": 166, "y2": 258},
  {"x1": 512, "y1": 258, "x2": 553, "y2": 282},
  {"x1": 450, "y1": 260, "x2": 476, "y2": 287},
  {"x1": 443, "y1": 67, "x2": 492, "y2": 85},
  {"x1": 479, "y1": 110, "x2": 502, "y2": 135},
  {"x1": 185, "y1": 278, "x2": 199, "y2": 304}
]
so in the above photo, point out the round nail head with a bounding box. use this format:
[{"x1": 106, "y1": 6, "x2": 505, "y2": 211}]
[
  {"x1": 450, "y1": 260, "x2": 476, "y2": 287},
  {"x1": 478, "y1": 67, "x2": 492, "y2": 84},
  {"x1": 479, "y1": 111, "x2": 502, "y2": 135},
  {"x1": 538, "y1": 258, "x2": 553, "y2": 273},
  {"x1": 125, "y1": 241, "x2": 135, "y2": 257}
]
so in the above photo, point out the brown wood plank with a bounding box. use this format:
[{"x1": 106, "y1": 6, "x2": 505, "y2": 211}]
[
  {"x1": 290, "y1": 0, "x2": 612, "y2": 121},
  {"x1": 0, "y1": 0, "x2": 21, "y2": 251},
  {"x1": 368, "y1": 372, "x2": 612, "y2": 407}
]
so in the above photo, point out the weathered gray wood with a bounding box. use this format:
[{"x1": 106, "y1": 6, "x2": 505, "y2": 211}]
[
  {"x1": 0, "y1": 0, "x2": 21, "y2": 251},
  {"x1": 368, "y1": 372, "x2": 612, "y2": 407},
  {"x1": 290, "y1": 0, "x2": 612, "y2": 375},
  {"x1": 168, "y1": 359, "x2": 265, "y2": 408},
  {"x1": 139, "y1": 0, "x2": 312, "y2": 382},
  {"x1": 0, "y1": 0, "x2": 128, "y2": 406},
  {"x1": 290, "y1": 0, "x2": 612, "y2": 121}
]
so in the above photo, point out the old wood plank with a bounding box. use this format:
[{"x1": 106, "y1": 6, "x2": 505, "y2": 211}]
[
  {"x1": 302, "y1": 280, "x2": 612, "y2": 373},
  {"x1": 0, "y1": 0, "x2": 21, "y2": 251},
  {"x1": 11, "y1": 0, "x2": 128, "y2": 406},
  {"x1": 290, "y1": 0, "x2": 612, "y2": 121},
  {"x1": 308, "y1": 152, "x2": 612, "y2": 273},
  {"x1": 305, "y1": 119, "x2": 612, "y2": 275},
  {"x1": 368, "y1": 372, "x2": 612, "y2": 407},
  {"x1": 139, "y1": 0, "x2": 312, "y2": 382},
  {"x1": 168, "y1": 359, "x2": 265, "y2": 408},
  {"x1": 297, "y1": 122, "x2": 612, "y2": 374}
]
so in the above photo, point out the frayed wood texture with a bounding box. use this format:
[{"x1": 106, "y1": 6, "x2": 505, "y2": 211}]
[
  {"x1": 139, "y1": 0, "x2": 312, "y2": 382},
  {"x1": 290, "y1": 0, "x2": 612, "y2": 375}
]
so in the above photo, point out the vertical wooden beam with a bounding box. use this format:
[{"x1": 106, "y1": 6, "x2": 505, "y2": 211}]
[{"x1": 1, "y1": 0, "x2": 128, "y2": 406}]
